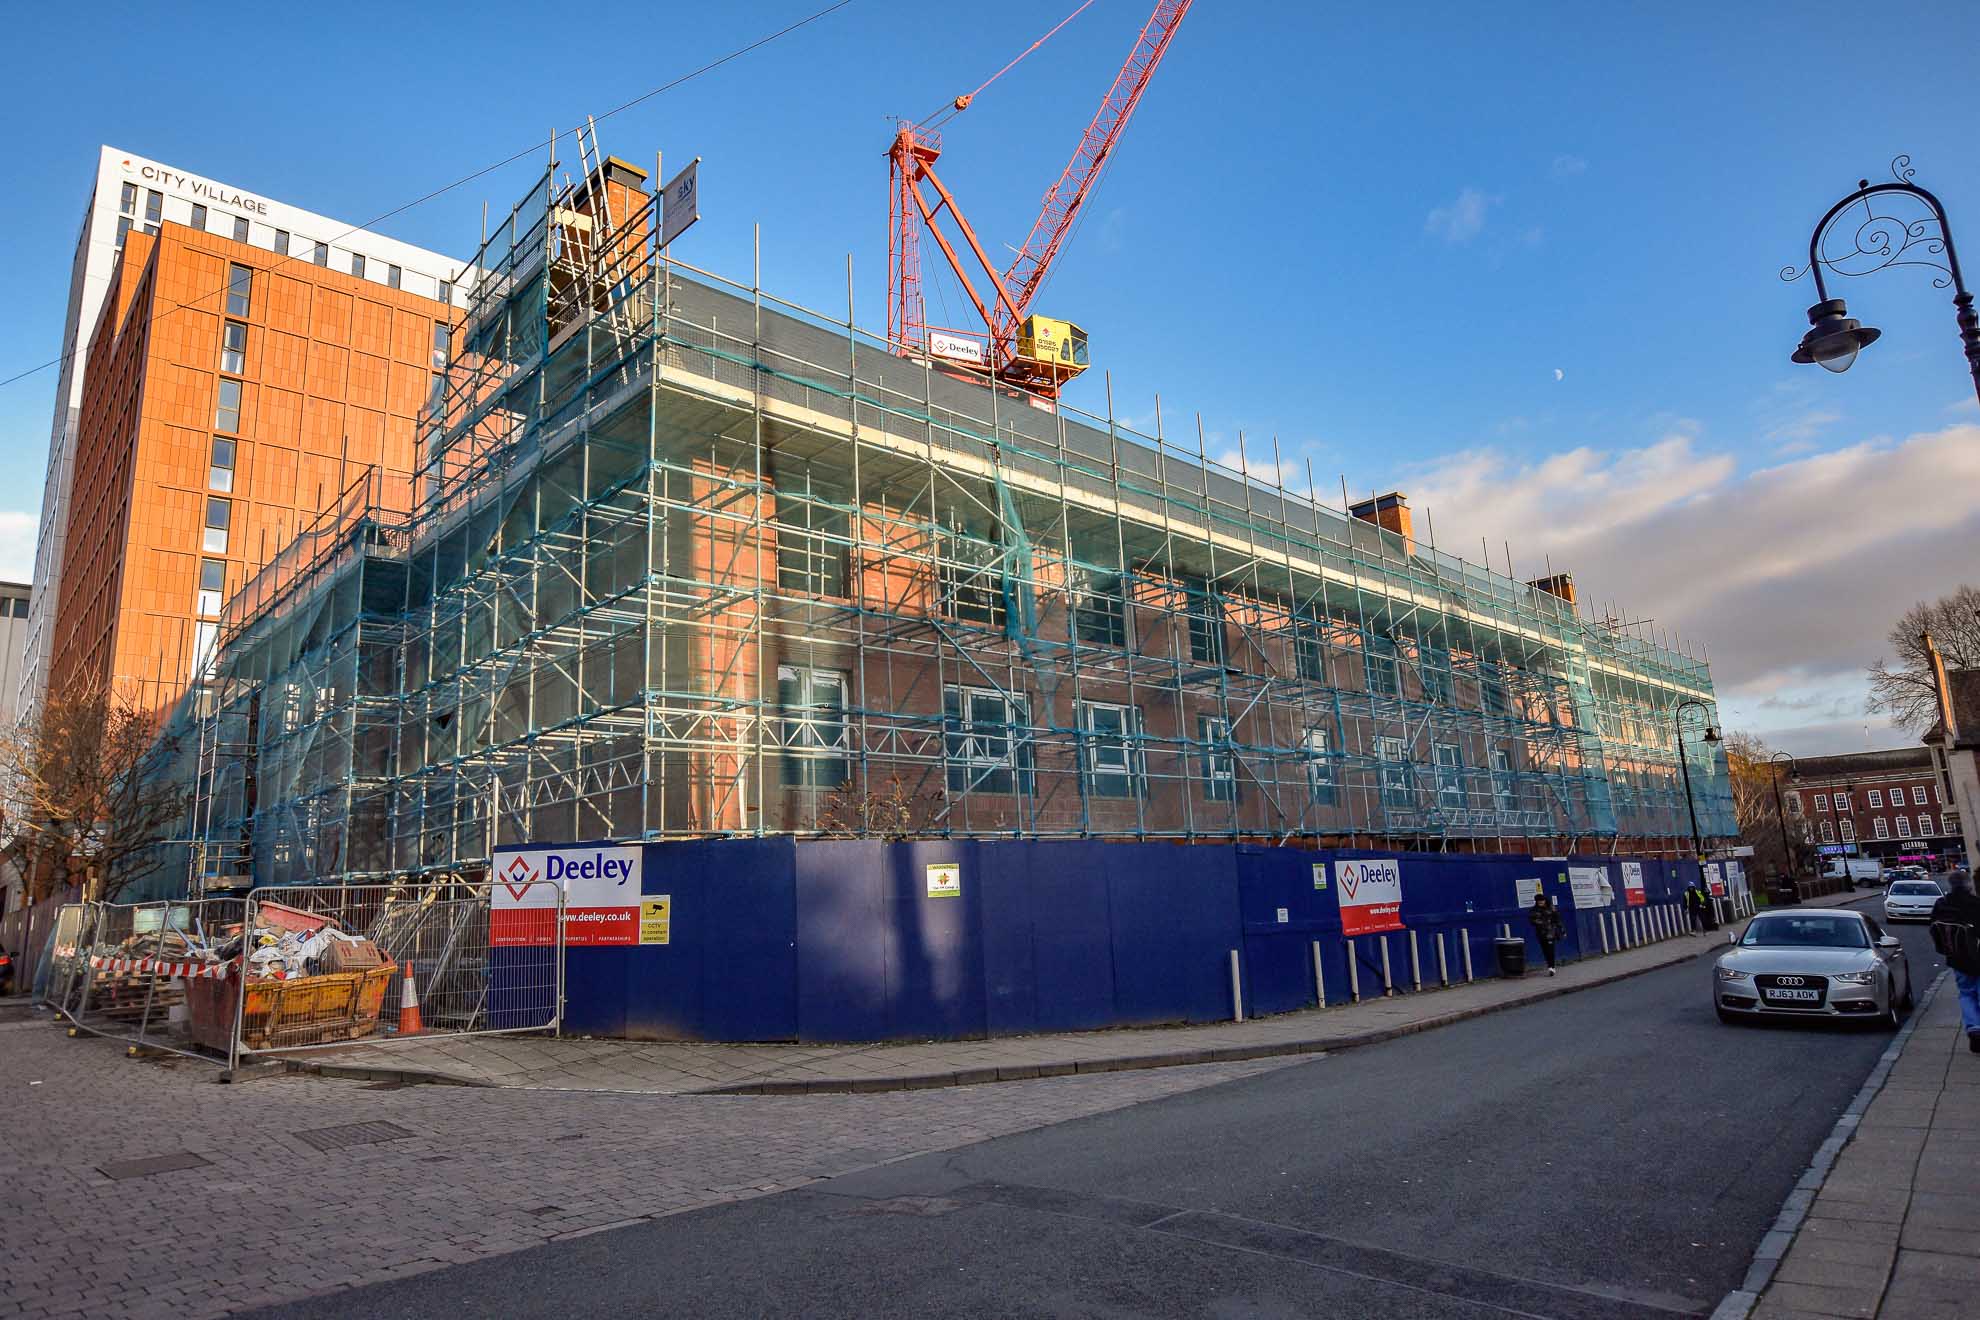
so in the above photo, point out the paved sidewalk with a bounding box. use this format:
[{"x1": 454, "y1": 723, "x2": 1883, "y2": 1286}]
[
  {"x1": 286, "y1": 919, "x2": 1745, "y2": 1094},
  {"x1": 1750, "y1": 978, "x2": 1980, "y2": 1319}
]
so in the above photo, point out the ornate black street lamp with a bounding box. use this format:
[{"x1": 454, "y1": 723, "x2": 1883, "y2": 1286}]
[
  {"x1": 1675, "y1": 698, "x2": 1722, "y2": 922},
  {"x1": 1784, "y1": 156, "x2": 1980, "y2": 403},
  {"x1": 1769, "y1": 751, "x2": 1797, "y2": 883}
]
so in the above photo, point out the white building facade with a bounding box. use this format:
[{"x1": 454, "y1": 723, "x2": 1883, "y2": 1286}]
[{"x1": 21, "y1": 145, "x2": 470, "y2": 718}]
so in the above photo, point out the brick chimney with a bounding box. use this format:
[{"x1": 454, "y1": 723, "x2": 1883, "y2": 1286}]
[
  {"x1": 1347, "y1": 491, "x2": 1413, "y2": 554},
  {"x1": 1528, "y1": 573, "x2": 1576, "y2": 606}
]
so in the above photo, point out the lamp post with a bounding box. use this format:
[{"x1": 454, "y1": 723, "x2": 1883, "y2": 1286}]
[
  {"x1": 1675, "y1": 698, "x2": 1722, "y2": 924},
  {"x1": 1769, "y1": 751, "x2": 1797, "y2": 889},
  {"x1": 1784, "y1": 156, "x2": 1980, "y2": 404}
]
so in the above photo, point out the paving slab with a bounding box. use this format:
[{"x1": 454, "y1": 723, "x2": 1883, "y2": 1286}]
[
  {"x1": 1745, "y1": 974, "x2": 1980, "y2": 1320},
  {"x1": 278, "y1": 922, "x2": 1744, "y2": 1095}
]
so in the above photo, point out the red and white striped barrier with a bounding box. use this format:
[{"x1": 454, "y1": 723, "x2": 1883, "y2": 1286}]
[{"x1": 87, "y1": 955, "x2": 228, "y2": 979}]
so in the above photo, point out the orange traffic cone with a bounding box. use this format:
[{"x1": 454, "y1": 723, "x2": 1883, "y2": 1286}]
[{"x1": 396, "y1": 966, "x2": 424, "y2": 1036}]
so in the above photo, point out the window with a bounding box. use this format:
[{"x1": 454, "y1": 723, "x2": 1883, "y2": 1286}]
[
  {"x1": 1786, "y1": 791, "x2": 1802, "y2": 816},
  {"x1": 431, "y1": 321, "x2": 450, "y2": 370},
  {"x1": 1920, "y1": 814, "x2": 1934, "y2": 836},
  {"x1": 1813, "y1": 793, "x2": 1828, "y2": 812},
  {"x1": 225, "y1": 263, "x2": 252, "y2": 317},
  {"x1": 1895, "y1": 815, "x2": 1912, "y2": 838},
  {"x1": 1840, "y1": 820, "x2": 1855, "y2": 842},
  {"x1": 1364, "y1": 634, "x2": 1399, "y2": 698},
  {"x1": 121, "y1": 181, "x2": 137, "y2": 211},
  {"x1": 189, "y1": 203, "x2": 207, "y2": 231},
  {"x1": 773, "y1": 481, "x2": 849, "y2": 598},
  {"x1": 145, "y1": 190, "x2": 162, "y2": 224},
  {"x1": 209, "y1": 436, "x2": 236, "y2": 492},
  {"x1": 192, "y1": 621, "x2": 219, "y2": 678},
  {"x1": 274, "y1": 229, "x2": 289, "y2": 256},
  {"x1": 1073, "y1": 572, "x2": 1126, "y2": 648},
  {"x1": 351, "y1": 253, "x2": 366, "y2": 279},
  {"x1": 1482, "y1": 667, "x2": 1510, "y2": 717},
  {"x1": 1198, "y1": 716, "x2": 1235, "y2": 802},
  {"x1": 944, "y1": 686, "x2": 1032, "y2": 796},
  {"x1": 220, "y1": 321, "x2": 246, "y2": 374},
  {"x1": 1873, "y1": 817, "x2": 1889, "y2": 839},
  {"x1": 1912, "y1": 786, "x2": 1929, "y2": 805},
  {"x1": 776, "y1": 666, "x2": 849, "y2": 788},
  {"x1": 1868, "y1": 789, "x2": 1883, "y2": 808},
  {"x1": 232, "y1": 215, "x2": 250, "y2": 243},
  {"x1": 214, "y1": 378, "x2": 242, "y2": 432},
  {"x1": 1820, "y1": 821, "x2": 1834, "y2": 843},
  {"x1": 1833, "y1": 791, "x2": 1849, "y2": 812},
  {"x1": 387, "y1": 264, "x2": 402, "y2": 290},
  {"x1": 313, "y1": 241, "x2": 329, "y2": 267},
  {"x1": 116, "y1": 215, "x2": 133, "y2": 247},
  {"x1": 1491, "y1": 747, "x2": 1515, "y2": 814},
  {"x1": 8, "y1": 597, "x2": 24, "y2": 619},
  {"x1": 1183, "y1": 576, "x2": 1224, "y2": 665},
  {"x1": 938, "y1": 527, "x2": 1006, "y2": 628},
  {"x1": 1079, "y1": 701, "x2": 1143, "y2": 799},
  {"x1": 197, "y1": 558, "x2": 226, "y2": 616},
  {"x1": 203, "y1": 498, "x2": 231, "y2": 553},
  {"x1": 1294, "y1": 611, "x2": 1328, "y2": 682},
  {"x1": 1305, "y1": 728, "x2": 1337, "y2": 805},
  {"x1": 1376, "y1": 734, "x2": 1410, "y2": 808},
  {"x1": 439, "y1": 279, "x2": 453, "y2": 306},
  {"x1": 1420, "y1": 643, "x2": 1453, "y2": 705},
  {"x1": 1434, "y1": 742, "x2": 1464, "y2": 808}
]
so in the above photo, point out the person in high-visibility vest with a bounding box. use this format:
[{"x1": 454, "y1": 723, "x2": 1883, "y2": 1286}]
[{"x1": 1685, "y1": 883, "x2": 1708, "y2": 934}]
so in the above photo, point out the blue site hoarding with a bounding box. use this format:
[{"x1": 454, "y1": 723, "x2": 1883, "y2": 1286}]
[{"x1": 497, "y1": 839, "x2": 1705, "y2": 1044}]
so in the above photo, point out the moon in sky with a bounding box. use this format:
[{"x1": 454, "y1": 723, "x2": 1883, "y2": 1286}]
[{"x1": 1553, "y1": 368, "x2": 1565, "y2": 382}]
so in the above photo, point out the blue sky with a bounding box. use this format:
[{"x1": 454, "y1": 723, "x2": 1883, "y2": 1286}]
[{"x1": 2, "y1": 1, "x2": 1976, "y2": 753}]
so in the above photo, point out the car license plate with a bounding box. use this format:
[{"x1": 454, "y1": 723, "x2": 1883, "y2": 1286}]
[{"x1": 1764, "y1": 988, "x2": 1821, "y2": 1002}]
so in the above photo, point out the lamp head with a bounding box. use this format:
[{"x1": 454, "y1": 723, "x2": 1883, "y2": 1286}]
[{"x1": 1792, "y1": 299, "x2": 1881, "y2": 373}]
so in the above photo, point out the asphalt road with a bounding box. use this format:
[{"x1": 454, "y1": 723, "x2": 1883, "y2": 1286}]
[{"x1": 255, "y1": 899, "x2": 1944, "y2": 1320}]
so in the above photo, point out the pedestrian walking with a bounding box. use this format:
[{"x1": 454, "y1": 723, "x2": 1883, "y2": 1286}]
[
  {"x1": 1528, "y1": 891, "x2": 1565, "y2": 976},
  {"x1": 1929, "y1": 872, "x2": 1980, "y2": 1054},
  {"x1": 1685, "y1": 882, "x2": 1708, "y2": 934}
]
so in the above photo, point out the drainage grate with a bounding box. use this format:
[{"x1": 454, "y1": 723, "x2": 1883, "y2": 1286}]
[
  {"x1": 292, "y1": 1121, "x2": 417, "y2": 1153},
  {"x1": 99, "y1": 1152, "x2": 212, "y2": 1181}
]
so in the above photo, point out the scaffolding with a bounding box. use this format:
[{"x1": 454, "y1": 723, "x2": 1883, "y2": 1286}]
[{"x1": 186, "y1": 152, "x2": 1738, "y2": 892}]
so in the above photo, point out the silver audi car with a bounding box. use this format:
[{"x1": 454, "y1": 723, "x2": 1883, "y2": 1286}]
[{"x1": 1714, "y1": 908, "x2": 1912, "y2": 1028}]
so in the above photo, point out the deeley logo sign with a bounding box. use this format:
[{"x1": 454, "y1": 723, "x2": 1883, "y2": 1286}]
[
  {"x1": 122, "y1": 159, "x2": 270, "y2": 215},
  {"x1": 1335, "y1": 858, "x2": 1404, "y2": 937},
  {"x1": 492, "y1": 844, "x2": 643, "y2": 946}
]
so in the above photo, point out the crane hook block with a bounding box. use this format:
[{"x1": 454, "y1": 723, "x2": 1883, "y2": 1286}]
[{"x1": 953, "y1": 94, "x2": 972, "y2": 111}]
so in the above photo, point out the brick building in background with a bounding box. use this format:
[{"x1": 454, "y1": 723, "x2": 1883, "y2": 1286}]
[
  {"x1": 48, "y1": 202, "x2": 459, "y2": 715},
  {"x1": 1784, "y1": 747, "x2": 1965, "y2": 870}
]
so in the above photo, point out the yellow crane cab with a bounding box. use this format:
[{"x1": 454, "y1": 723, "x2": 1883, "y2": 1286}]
[{"x1": 1013, "y1": 315, "x2": 1089, "y2": 384}]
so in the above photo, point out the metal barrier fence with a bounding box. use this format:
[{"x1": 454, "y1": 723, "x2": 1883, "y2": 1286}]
[
  {"x1": 43, "y1": 897, "x2": 248, "y2": 1059},
  {"x1": 233, "y1": 881, "x2": 563, "y2": 1067}
]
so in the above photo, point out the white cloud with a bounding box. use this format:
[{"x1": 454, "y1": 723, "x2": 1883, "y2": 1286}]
[
  {"x1": 1424, "y1": 188, "x2": 1499, "y2": 244},
  {"x1": 1396, "y1": 424, "x2": 1980, "y2": 750},
  {"x1": 0, "y1": 510, "x2": 36, "y2": 582},
  {"x1": 1551, "y1": 154, "x2": 1588, "y2": 178}
]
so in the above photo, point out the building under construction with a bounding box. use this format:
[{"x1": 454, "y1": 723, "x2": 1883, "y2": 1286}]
[{"x1": 184, "y1": 156, "x2": 1737, "y2": 892}]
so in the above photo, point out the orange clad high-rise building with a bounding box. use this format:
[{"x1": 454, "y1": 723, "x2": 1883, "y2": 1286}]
[{"x1": 49, "y1": 215, "x2": 458, "y2": 716}]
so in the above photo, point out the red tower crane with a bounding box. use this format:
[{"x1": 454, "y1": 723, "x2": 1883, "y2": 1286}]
[{"x1": 887, "y1": 0, "x2": 1191, "y2": 398}]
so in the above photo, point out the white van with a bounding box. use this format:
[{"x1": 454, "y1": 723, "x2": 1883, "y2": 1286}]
[{"x1": 1823, "y1": 857, "x2": 1883, "y2": 884}]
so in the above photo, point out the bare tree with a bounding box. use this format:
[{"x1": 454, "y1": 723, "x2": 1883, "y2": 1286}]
[
  {"x1": 1721, "y1": 731, "x2": 1818, "y2": 882},
  {"x1": 815, "y1": 774, "x2": 942, "y2": 840},
  {"x1": 1866, "y1": 585, "x2": 1980, "y2": 733},
  {"x1": 0, "y1": 685, "x2": 188, "y2": 905}
]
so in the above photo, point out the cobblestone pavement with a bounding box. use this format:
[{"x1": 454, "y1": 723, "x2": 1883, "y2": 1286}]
[{"x1": 0, "y1": 1017, "x2": 1298, "y2": 1319}]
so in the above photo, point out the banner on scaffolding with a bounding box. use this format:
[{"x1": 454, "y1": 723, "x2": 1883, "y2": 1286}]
[
  {"x1": 492, "y1": 844, "x2": 640, "y2": 946},
  {"x1": 661, "y1": 158, "x2": 700, "y2": 247},
  {"x1": 1568, "y1": 866, "x2": 1613, "y2": 909},
  {"x1": 1335, "y1": 858, "x2": 1404, "y2": 937}
]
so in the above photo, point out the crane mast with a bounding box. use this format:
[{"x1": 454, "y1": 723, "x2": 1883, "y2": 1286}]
[{"x1": 887, "y1": 0, "x2": 1190, "y2": 398}]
